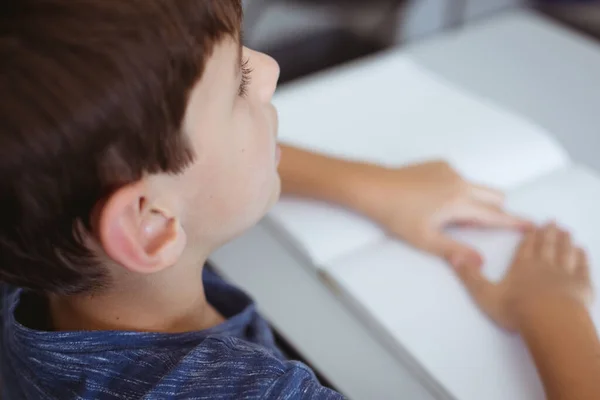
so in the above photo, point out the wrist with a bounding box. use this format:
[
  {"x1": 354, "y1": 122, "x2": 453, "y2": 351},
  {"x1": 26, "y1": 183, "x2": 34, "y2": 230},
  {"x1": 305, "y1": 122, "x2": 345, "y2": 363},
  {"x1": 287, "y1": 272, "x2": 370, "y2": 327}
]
[
  {"x1": 339, "y1": 163, "x2": 397, "y2": 220},
  {"x1": 511, "y1": 291, "x2": 588, "y2": 333}
]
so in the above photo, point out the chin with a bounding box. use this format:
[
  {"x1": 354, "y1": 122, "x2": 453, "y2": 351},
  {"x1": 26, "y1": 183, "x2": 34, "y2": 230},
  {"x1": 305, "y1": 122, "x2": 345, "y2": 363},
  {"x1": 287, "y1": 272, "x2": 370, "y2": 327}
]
[
  {"x1": 220, "y1": 175, "x2": 281, "y2": 244},
  {"x1": 253, "y1": 174, "x2": 281, "y2": 223}
]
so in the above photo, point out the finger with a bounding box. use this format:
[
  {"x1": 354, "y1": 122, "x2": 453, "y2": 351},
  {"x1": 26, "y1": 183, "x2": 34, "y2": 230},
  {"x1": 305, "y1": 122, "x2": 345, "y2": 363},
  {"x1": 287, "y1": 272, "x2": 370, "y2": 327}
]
[
  {"x1": 454, "y1": 265, "x2": 513, "y2": 329},
  {"x1": 424, "y1": 232, "x2": 483, "y2": 270},
  {"x1": 515, "y1": 228, "x2": 536, "y2": 259},
  {"x1": 556, "y1": 228, "x2": 577, "y2": 273},
  {"x1": 575, "y1": 248, "x2": 591, "y2": 282},
  {"x1": 454, "y1": 203, "x2": 532, "y2": 231},
  {"x1": 574, "y1": 249, "x2": 594, "y2": 305},
  {"x1": 469, "y1": 184, "x2": 505, "y2": 206},
  {"x1": 539, "y1": 222, "x2": 559, "y2": 263}
]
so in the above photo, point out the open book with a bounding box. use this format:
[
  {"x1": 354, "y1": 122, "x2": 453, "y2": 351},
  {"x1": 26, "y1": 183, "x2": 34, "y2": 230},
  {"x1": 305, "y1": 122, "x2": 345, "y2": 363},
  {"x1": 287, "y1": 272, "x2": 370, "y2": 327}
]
[{"x1": 268, "y1": 54, "x2": 600, "y2": 400}]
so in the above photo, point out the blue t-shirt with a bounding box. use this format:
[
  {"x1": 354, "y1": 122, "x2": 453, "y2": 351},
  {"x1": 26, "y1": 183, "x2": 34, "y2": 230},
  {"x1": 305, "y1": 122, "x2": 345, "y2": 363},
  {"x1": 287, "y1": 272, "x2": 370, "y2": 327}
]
[{"x1": 0, "y1": 268, "x2": 344, "y2": 399}]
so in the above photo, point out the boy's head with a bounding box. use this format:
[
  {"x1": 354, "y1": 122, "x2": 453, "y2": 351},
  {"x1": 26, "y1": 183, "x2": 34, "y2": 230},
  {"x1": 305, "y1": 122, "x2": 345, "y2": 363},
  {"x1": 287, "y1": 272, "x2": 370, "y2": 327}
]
[{"x1": 0, "y1": 0, "x2": 281, "y2": 295}]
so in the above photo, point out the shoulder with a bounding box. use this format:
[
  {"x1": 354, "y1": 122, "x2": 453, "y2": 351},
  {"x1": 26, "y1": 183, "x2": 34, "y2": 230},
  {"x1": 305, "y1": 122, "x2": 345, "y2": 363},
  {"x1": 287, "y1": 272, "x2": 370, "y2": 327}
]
[{"x1": 156, "y1": 336, "x2": 345, "y2": 399}]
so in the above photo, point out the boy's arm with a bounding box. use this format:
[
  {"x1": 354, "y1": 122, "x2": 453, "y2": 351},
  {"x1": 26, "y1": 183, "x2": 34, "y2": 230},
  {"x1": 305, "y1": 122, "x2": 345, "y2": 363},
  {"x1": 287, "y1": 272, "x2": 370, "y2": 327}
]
[
  {"x1": 278, "y1": 144, "x2": 529, "y2": 269},
  {"x1": 457, "y1": 224, "x2": 600, "y2": 400},
  {"x1": 278, "y1": 144, "x2": 377, "y2": 213},
  {"x1": 517, "y1": 296, "x2": 600, "y2": 400}
]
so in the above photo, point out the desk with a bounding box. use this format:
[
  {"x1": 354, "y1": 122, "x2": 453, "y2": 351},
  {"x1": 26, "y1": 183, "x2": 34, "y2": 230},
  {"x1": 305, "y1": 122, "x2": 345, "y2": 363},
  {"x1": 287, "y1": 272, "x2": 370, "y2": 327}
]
[{"x1": 211, "y1": 10, "x2": 600, "y2": 400}]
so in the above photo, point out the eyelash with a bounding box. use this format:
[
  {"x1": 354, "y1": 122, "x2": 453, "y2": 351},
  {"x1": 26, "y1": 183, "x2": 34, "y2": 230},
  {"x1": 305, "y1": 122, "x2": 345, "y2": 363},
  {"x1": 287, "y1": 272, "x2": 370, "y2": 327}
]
[{"x1": 238, "y1": 57, "x2": 253, "y2": 98}]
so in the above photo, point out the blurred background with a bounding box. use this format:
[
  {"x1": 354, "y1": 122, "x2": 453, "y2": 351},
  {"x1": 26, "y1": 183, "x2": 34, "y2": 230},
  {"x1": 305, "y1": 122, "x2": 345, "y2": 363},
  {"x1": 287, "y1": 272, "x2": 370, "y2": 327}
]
[{"x1": 242, "y1": 0, "x2": 600, "y2": 85}]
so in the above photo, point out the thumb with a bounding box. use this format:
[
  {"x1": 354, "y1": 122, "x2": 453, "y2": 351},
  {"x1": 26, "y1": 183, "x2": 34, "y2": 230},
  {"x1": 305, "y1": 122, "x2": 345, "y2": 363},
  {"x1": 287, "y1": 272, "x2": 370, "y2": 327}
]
[
  {"x1": 425, "y1": 233, "x2": 483, "y2": 270},
  {"x1": 454, "y1": 263, "x2": 507, "y2": 329},
  {"x1": 455, "y1": 262, "x2": 494, "y2": 303}
]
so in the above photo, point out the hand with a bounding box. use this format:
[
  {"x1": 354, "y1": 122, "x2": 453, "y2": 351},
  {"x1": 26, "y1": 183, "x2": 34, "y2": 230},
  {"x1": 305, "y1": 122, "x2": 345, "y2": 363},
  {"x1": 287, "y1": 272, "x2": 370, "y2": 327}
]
[
  {"x1": 358, "y1": 161, "x2": 531, "y2": 269},
  {"x1": 456, "y1": 223, "x2": 594, "y2": 331}
]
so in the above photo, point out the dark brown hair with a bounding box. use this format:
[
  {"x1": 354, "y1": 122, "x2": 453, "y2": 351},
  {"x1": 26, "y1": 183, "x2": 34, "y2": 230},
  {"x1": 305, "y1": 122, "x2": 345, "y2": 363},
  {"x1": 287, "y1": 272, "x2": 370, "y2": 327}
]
[{"x1": 0, "y1": 0, "x2": 242, "y2": 294}]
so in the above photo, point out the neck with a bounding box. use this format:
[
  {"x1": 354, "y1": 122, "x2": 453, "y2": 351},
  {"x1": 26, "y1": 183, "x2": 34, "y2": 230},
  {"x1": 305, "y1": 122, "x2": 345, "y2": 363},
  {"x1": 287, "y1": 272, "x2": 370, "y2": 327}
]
[{"x1": 48, "y1": 260, "x2": 225, "y2": 333}]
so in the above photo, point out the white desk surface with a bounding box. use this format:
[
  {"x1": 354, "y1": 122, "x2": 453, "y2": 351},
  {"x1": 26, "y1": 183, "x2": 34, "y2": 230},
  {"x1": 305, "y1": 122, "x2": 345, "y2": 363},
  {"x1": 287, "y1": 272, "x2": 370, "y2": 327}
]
[
  {"x1": 211, "y1": 9, "x2": 600, "y2": 400},
  {"x1": 409, "y1": 10, "x2": 600, "y2": 173}
]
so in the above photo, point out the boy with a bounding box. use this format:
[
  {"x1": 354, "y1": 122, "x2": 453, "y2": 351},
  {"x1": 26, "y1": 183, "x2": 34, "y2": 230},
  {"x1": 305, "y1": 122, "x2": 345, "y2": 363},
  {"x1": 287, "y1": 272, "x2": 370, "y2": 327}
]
[{"x1": 1, "y1": 1, "x2": 599, "y2": 399}]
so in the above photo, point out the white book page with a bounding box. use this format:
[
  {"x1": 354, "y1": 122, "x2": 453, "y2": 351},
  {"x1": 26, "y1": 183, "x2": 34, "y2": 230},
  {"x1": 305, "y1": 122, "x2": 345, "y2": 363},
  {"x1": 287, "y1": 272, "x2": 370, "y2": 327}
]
[
  {"x1": 269, "y1": 55, "x2": 569, "y2": 267},
  {"x1": 323, "y1": 165, "x2": 600, "y2": 400}
]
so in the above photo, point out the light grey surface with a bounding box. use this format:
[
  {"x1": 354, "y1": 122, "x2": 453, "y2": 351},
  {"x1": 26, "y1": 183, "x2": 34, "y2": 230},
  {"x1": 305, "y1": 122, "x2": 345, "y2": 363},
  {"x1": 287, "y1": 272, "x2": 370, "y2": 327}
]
[
  {"x1": 409, "y1": 9, "x2": 600, "y2": 172},
  {"x1": 211, "y1": 9, "x2": 600, "y2": 400}
]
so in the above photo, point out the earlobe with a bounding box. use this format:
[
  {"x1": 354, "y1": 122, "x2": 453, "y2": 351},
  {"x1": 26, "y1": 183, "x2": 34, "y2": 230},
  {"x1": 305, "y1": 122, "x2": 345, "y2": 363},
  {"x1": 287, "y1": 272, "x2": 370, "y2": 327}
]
[{"x1": 97, "y1": 182, "x2": 186, "y2": 274}]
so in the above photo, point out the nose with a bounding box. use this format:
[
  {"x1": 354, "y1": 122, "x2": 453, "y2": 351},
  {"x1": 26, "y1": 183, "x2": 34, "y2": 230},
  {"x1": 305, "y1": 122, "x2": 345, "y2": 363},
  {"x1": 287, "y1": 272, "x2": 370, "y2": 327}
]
[{"x1": 245, "y1": 47, "x2": 280, "y2": 102}]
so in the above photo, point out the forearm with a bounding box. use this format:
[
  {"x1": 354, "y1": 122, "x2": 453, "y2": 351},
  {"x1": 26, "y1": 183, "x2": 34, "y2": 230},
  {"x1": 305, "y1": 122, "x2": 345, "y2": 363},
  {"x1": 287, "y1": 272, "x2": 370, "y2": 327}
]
[
  {"x1": 517, "y1": 296, "x2": 600, "y2": 400},
  {"x1": 278, "y1": 144, "x2": 377, "y2": 212}
]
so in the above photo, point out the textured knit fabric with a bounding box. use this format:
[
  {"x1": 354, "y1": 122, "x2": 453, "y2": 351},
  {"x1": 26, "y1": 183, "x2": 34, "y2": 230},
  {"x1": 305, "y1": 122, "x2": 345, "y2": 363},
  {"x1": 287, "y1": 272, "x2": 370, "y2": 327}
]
[{"x1": 0, "y1": 267, "x2": 344, "y2": 399}]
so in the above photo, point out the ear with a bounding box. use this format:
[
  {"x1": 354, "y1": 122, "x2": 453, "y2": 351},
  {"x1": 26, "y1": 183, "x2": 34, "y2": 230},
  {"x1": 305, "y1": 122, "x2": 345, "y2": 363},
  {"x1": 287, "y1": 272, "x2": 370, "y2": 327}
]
[{"x1": 96, "y1": 181, "x2": 187, "y2": 274}]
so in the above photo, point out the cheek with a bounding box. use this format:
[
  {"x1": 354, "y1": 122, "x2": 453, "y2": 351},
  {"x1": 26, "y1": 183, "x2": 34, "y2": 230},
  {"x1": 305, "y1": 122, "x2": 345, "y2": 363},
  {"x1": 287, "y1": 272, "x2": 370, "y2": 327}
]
[
  {"x1": 238, "y1": 106, "x2": 277, "y2": 205},
  {"x1": 200, "y1": 106, "x2": 277, "y2": 236}
]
